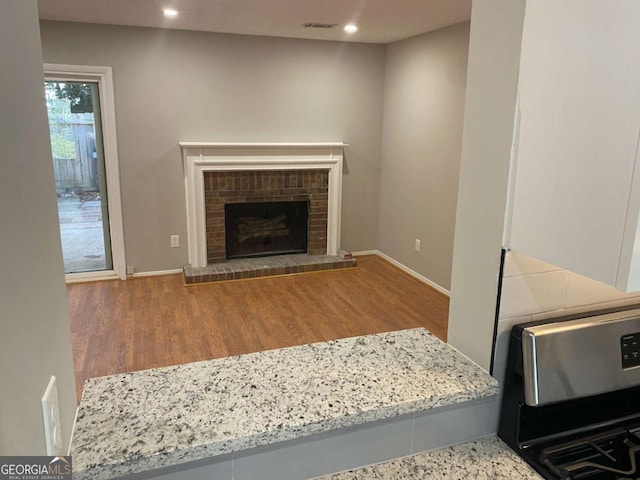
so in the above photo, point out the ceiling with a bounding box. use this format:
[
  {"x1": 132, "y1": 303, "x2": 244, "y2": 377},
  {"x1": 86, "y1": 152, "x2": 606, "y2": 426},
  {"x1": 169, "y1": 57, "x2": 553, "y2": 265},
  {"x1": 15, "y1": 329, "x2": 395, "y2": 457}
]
[{"x1": 37, "y1": 0, "x2": 472, "y2": 45}]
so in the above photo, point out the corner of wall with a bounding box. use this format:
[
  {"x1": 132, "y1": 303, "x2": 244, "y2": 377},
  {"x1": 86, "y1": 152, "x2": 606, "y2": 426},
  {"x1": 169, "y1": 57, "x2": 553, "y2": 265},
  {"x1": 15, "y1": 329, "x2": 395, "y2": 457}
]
[{"x1": 376, "y1": 23, "x2": 472, "y2": 292}]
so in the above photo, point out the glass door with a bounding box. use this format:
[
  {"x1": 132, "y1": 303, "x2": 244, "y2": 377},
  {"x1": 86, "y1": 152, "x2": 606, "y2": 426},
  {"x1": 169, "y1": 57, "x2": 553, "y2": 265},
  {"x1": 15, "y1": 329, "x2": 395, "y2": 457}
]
[{"x1": 45, "y1": 80, "x2": 113, "y2": 273}]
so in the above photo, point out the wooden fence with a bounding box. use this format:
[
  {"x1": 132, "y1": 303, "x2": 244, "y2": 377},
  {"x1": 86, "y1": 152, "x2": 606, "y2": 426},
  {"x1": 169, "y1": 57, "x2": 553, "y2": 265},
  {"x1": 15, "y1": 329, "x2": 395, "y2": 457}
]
[{"x1": 51, "y1": 120, "x2": 99, "y2": 192}]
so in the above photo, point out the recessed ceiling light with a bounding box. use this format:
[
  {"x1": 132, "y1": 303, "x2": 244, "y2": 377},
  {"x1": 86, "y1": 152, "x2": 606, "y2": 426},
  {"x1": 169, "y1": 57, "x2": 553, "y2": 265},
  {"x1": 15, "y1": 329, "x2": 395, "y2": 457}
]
[
  {"x1": 344, "y1": 24, "x2": 358, "y2": 34},
  {"x1": 163, "y1": 9, "x2": 178, "y2": 17}
]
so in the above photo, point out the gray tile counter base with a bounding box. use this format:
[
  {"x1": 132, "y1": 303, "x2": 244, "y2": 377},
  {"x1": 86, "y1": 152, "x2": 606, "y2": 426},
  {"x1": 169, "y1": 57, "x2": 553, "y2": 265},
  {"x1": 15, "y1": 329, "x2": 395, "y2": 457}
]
[
  {"x1": 126, "y1": 399, "x2": 502, "y2": 480},
  {"x1": 72, "y1": 328, "x2": 499, "y2": 480},
  {"x1": 130, "y1": 397, "x2": 500, "y2": 480}
]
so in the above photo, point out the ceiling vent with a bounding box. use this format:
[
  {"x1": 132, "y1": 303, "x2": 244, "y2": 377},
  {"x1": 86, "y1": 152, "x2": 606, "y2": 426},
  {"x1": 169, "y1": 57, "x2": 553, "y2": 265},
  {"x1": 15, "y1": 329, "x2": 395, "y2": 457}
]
[{"x1": 303, "y1": 23, "x2": 337, "y2": 29}]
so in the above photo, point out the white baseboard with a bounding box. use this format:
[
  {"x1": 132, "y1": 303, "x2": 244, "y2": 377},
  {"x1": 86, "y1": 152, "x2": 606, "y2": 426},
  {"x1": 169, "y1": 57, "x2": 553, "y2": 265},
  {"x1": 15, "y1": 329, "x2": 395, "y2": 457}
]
[
  {"x1": 354, "y1": 250, "x2": 450, "y2": 297},
  {"x1": 130, "y1": 269, "x2": 183, "y2": 278},
  {"x1": 65, "y1": 270, "x2": 120, "y2": 284},
  {"x1": 351, "y1": 250, "x2": 379, "y2": 256},
  {"x1": 65, "y1": 269, "x2": 182, "y2": 282}
]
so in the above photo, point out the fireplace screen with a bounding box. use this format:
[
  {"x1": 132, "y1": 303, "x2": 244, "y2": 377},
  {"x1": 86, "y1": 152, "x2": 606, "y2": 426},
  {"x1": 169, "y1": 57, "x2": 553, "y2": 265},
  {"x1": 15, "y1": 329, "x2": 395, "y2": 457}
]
[{"x1": 225, "y1": 201, "x2": 309, "y2": 259}]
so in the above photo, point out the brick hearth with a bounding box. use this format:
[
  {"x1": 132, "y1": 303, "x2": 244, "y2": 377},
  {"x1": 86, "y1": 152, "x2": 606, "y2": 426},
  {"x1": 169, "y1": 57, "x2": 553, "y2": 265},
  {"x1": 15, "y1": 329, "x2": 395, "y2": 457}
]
[{"x1": 183, "y1": 253, "x2": 357, "y2": 285}]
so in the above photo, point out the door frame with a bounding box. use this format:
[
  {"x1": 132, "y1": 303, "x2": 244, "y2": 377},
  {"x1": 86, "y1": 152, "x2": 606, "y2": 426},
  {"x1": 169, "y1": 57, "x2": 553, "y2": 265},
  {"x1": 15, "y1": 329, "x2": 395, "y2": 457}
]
[{"x1": 44, "y1": 64, "x2": 126, "y2": 281}]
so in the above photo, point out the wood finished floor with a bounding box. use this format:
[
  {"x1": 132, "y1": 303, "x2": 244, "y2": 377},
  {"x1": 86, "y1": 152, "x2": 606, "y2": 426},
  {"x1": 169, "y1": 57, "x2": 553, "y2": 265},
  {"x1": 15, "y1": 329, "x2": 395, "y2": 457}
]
[{"x1": 67, "y1": 255, "x2": 449, "y2": 403}]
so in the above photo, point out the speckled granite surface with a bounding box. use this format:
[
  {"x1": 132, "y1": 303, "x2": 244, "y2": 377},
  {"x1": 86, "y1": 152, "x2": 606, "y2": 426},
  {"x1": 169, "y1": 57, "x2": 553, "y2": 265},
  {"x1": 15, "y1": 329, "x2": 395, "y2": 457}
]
[
  {"x1": 71, "y1": 328, "x2": 498, "y2": 480},
  {"x1": 315, "y1": 436, "x2": 542, "y2": 480}
]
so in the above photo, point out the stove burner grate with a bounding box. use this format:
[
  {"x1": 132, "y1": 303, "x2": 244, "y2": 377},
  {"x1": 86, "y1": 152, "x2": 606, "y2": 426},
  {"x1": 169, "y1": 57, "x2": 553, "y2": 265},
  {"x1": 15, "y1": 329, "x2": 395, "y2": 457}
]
[{"x1": 539, "y1": 427, "x2": 640, "y2": 479}]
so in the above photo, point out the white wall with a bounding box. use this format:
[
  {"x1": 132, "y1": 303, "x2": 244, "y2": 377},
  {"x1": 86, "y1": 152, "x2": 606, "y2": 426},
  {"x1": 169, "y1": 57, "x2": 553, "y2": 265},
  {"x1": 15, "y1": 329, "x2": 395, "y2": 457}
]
[
  {"x1": 493, "y1": 251, "x2": 640, "y2": 382},
  {"x1": 40, "y1": 22, "x2": 386, "y2": 273},
  {"x1": 0, "y1": 0, "x2": 76, "y2": 454},
  {"x1": 378, "y1": 22, "x2": 470, "y2": 291},
  {"x1": 447, "y1": 0, "x2": 526, "y2": 370}
]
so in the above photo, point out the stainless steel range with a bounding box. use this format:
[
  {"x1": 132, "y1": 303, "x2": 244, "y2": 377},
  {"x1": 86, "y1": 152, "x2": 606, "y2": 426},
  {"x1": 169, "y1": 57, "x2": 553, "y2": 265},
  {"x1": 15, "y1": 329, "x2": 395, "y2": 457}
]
[{"x1": 498, "y1": 307, "x2": 640, "y2": 480}]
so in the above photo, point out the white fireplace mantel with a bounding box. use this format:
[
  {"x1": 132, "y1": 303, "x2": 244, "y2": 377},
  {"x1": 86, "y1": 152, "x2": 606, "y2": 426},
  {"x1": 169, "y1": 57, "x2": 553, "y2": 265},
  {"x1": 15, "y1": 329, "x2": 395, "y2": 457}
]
[{"x1": 180, "y1": 142, "x2": 347, "y2": 267}]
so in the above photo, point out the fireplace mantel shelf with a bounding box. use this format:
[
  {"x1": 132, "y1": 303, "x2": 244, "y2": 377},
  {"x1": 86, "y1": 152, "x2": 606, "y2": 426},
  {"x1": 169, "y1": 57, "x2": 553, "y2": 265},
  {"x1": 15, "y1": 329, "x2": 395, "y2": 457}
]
[
  {"x1": 181, "y1": 142, "x2": 345, "y2": 268},
  {"x1": 179, "y1": 142, "x2": 348, "y2": 149}
]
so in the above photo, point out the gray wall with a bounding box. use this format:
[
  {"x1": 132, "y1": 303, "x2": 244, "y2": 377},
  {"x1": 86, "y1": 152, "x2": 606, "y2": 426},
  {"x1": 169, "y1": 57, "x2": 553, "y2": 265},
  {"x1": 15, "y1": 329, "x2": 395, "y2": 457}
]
[
  {"x1": 0, "y1": 1, "x2": 76, "y2": 454},
  {"x1": 40, "y1": 22, "x2": 386, "y2": 273},
  {"x1": 448, "y1": 0, "x2": 525, "y2": 370},
  {"x1": 378, "y1": 23, "x2": 470, "y2": 291}
]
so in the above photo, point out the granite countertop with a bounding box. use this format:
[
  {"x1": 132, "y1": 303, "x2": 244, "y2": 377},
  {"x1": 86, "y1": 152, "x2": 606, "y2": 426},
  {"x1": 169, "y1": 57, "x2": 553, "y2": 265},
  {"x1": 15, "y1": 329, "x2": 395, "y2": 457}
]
[
  {"x1": 71, "y1": 328, "x2": 499, "y2": 480},
  {"x1": 315, "y1": 436, "x2": 543, "y2": 480}
]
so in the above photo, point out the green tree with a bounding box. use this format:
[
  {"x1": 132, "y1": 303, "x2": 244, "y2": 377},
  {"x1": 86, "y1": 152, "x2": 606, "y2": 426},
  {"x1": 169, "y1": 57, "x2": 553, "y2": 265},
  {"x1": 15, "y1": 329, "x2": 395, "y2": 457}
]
[
  {"x1": 45, "y1": 85, "x2": 77, "y2": 160},
  {"x1": 54, "y1": 83, "x2": 93, "y2": 113},
  {"x1": 46, "y1": 81, "x2": 93, "y2": 114}
]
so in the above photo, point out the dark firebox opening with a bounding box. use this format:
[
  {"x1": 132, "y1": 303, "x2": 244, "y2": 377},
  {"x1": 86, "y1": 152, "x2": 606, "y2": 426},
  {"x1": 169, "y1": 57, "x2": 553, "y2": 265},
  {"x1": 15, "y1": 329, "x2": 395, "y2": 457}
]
[{"x1": 225, "y1": 201, "x2": 309, "y2": 260}]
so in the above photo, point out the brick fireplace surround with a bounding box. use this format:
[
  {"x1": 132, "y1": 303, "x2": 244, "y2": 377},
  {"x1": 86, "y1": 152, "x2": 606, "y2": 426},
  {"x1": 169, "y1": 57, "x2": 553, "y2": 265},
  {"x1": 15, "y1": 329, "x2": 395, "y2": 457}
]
[{"x1": 204, "y1": 170, "x2": 329, "y2": 263}]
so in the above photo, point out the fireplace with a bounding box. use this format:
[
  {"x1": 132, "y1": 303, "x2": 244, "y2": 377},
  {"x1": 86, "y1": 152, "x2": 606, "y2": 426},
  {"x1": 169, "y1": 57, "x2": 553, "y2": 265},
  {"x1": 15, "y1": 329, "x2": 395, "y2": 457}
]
[
  {"x1": 180, "y1": 142, "x2": 346, "y2": 268},
  {"x1": 225, "y1": 201, "x2": 309, "y2": 259},
  {"x1": 204, "y1": 170, "x2": 329, "y2": 263}
]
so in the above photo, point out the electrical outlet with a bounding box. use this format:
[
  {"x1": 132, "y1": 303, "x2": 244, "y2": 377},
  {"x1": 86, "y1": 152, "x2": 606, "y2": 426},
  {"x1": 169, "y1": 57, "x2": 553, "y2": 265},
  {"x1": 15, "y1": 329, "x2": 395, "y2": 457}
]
[
  {"x1": 170, "y1": 235, "x2": 180, "y2": 248},
  {"x1": 41, "y1": 376, "x2": 63, "y2": 456},
  {"x1": 126, "y1": 265, "x2": 135, "y2": 276},
  {"x1": 414, "y1": 239, "x2": 421, "y2": 253}
]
